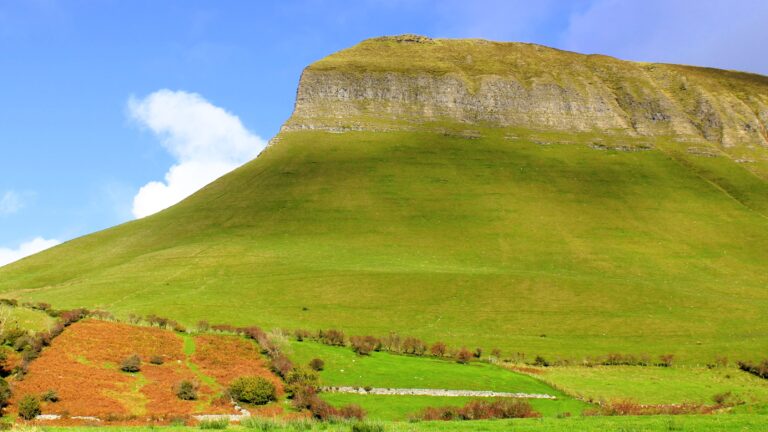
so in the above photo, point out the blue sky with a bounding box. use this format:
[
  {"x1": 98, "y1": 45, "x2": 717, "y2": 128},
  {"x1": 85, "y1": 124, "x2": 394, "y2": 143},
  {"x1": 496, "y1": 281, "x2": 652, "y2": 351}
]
[{"x1": 2, "y1": 0, "x2": 768, "y2": 265}]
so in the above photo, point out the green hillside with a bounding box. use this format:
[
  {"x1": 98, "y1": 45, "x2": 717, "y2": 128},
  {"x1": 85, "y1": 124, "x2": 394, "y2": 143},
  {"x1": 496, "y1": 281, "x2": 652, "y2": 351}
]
[{"x1": 2, "y1": 36, "x2": 768, "y2": 364}]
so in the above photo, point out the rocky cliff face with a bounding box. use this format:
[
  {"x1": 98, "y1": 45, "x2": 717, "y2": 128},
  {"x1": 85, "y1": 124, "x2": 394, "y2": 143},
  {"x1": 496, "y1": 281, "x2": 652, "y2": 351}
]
[{"x1": 284, "y1": 35, "x2": 768, "y2": 149}]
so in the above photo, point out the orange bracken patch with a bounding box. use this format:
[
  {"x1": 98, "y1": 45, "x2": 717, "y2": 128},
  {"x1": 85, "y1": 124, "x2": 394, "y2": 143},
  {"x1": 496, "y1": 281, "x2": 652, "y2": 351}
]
[
  {"x1": 192, "y1": 334, "x2": 284, "y2": 395},
  {"x1": 11, "y1": 320, "x2": 285, "y2": 420}
]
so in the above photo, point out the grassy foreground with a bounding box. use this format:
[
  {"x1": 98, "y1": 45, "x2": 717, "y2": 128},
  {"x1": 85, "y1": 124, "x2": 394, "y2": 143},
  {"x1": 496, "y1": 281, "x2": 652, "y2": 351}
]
[
  {"x1": 2, "y1": 128, "x2": 768, "y2": 363},
  {"x1": 24, "y1": 414, "x2": 768, "y2": 431}
]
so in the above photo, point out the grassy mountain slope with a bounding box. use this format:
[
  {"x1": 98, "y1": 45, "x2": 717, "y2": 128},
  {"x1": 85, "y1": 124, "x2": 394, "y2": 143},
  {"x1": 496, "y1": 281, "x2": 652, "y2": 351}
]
[{"x1": 2, "y1": 37, "x2": 768, "y2": 363}]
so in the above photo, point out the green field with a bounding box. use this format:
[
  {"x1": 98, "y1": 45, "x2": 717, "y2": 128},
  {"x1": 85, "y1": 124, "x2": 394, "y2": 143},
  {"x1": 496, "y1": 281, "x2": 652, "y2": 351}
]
[
  {"x1": 2, "y1": 128, "x2": 768, "y2": 364},
  {"x1": 289, "y1": 340, "x2": 589, "y2": 419},
  {"x1": 0, "y1": 304, "x2": 55, "y2": 332},
  {"x1": 536, "y1": 365, "x2": 768, "y2": 405},
  {"x1": 25, "y1": 414, "x2": 768, "y2": 431}
]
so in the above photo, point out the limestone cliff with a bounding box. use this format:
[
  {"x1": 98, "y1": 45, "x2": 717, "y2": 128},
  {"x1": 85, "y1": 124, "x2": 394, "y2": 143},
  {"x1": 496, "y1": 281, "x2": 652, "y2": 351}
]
[{"x1": 284, "y1": 35, "x2": 768, "y2": 149}]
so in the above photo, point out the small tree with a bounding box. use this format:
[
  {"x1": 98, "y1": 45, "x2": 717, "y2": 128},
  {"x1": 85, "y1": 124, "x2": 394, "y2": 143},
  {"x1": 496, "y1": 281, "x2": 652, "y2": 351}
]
[
  {"x1": 309, "y1": 358, "x2": 325, "y2": 371},
  {"x1": 18, "y1": 395, "x2": 41, "y2": 420},
  {"x1": 175, "y1": 380, "x2": 198, "y2": 400},
  {"x1": 430, "y1": 342, "x2": 447, "y2": 357},
  {"x1": 120, "y1": 354, "x2": 141, "y2": 373},
  {"x1": 473, "y1": 347, "x2": 483, "y2": 359},
  {"x1": 455, "y1": 347, "x2": 472, "y2": 364},
  {"x1": 229, "y1": 376, "x2": 277, "y2": 405}
]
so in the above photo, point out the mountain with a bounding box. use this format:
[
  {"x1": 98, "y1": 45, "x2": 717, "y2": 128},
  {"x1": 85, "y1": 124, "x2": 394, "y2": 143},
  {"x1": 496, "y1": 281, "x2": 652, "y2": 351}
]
[{"x1": 3, "y1": 35, "x2": 768, "y2": 362}]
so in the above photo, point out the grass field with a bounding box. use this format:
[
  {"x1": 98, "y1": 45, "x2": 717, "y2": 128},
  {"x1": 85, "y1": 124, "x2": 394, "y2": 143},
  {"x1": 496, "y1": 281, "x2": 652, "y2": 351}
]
[
  {"x1": 21, "y1": 414, "x2": 768, "y2": 431},
  {"x1": 289, "y1": 340, "x2": 589, "y2": 419},
  {"x1": 535, "y1": 365, "x2": 768, "y2": 405},
  {"x1": 2, "y1": 128, "x2": 768, "y2": 364},
  {"x1": 0, "y1": 305, "x2": 55, "y2": 333}
]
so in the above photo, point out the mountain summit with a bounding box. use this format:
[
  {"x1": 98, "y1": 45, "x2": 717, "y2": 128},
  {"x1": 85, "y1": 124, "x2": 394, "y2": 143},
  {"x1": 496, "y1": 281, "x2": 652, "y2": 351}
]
[{"x1": 2, "y1": 37, "x2": 768, "y2": 361}]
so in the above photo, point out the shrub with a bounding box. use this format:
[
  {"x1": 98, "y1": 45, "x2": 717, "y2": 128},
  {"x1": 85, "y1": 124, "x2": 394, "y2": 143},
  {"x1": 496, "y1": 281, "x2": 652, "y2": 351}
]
[
  {"x1": 149, "y1": 355, "x2": 164, "y2": 365},
  {"x1": 0, "y1": 378, "x2": 10, "y2": 407},
  {"x1": 309, "y1": 358, "x2": 324, "y2": 371},
  {"x1": 120, "y1": 354, "x2": 141, "y2": 373},
  {"x1": 198, "y1": 418, "x2": 229, "y2": 429},
  {"x1": 712, "y1": 391, "x2": 732, "y2": 405},
  {"x1": 270, "y1": 352, "x2": 293, "y2": 378},
  {"x1": 175, "y1": 380, "x2": 198, "y2": 400},
  {"x1": 533, "y1": 355, "x2": 549, "y2": 367},
  {"x1": 337, "y1": 404, "x2": 366, "y2": 420},
  {"x1": 473, "y1": 348, "x2": 483, "y2": 359},
  {"x1": 659, "y1": 354, "x2": 675, "y2": 367},
  {"x1": 228, "y1": 377, "x2": 276, "y2": 405},
  {"x1": 401, "y1": 337, "x2": 427, "y2": 355},
  {"x1": 429, "y1": 342, "x2": 447, "y2": 357},
  {"x1": 583, "y1": 399, "x2": 716, "y2": 416},
  {"x1": 455, "y1": 347, "x2": 472, "y2": 364},
  {"x1": 197, "y1": 320, "x2": 210, "y2": 332},
  {"x1": 18, "y1": 394, "x2": 41, "y2": 420},
  {"x1": 294, "y1": 329, "x2": 311, "y2": 342},
  {"x1": 738, "y1": 359, "x2": 768, "y2": 379},
  {"x1": 319, "y1": 329, "x2": 346, "y2": 346},
  {"x1": 41, "y1": 389, "x2": 59, "y2": 402},
  {"x1": 413, "y1": 399, "x2": 539, "y2": 421},
  {"x1": 286, "y1": 366, "x2": 318, "y2": 386},
  {"x1": 350, "y1": 336, "x2": 381, "y2": 356},
  {"x1": 380, "y1": 332, "x2": 401, "y2": 352}
]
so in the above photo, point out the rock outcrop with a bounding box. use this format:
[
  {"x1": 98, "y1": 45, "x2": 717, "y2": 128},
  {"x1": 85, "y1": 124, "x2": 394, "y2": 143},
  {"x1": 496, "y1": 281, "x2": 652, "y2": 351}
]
[{"x1": 284, "y1": 35, "x2": 768, "y2": 149}]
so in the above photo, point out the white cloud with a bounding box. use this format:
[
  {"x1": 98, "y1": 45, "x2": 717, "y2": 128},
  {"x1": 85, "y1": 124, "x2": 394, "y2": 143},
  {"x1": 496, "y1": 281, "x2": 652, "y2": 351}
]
[
  {"x1": 128, "y1": 90, "x2": 266, "y2": 219},
  {"x1": 0, "y1": 191, "x2": 23, "y2": 215},
  {"x1": 0, "y1": 237, "x2": 61, "y2": 267}
]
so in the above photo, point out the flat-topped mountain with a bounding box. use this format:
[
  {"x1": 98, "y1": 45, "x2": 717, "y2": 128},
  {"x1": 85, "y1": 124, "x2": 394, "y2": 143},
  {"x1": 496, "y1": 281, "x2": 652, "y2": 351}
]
[
  {"x1": 2, "y1": 36, "x2": 768, "y2": 362},
  {"x1": 288, "y1": 35, "x2": 768, "y2": 148}
]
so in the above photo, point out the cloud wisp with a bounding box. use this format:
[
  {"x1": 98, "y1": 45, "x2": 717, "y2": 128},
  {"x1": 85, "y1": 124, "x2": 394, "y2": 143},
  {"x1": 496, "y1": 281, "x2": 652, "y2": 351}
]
[
  {"x1": 128, "y1": 90, "x2": 266, "y2": 219},
  {"x1": 0, "y1": 237, "x2": 61, "y2": 267},
  {"x1": 0, "y1": 191, "x2": 24, "y2": 215}
]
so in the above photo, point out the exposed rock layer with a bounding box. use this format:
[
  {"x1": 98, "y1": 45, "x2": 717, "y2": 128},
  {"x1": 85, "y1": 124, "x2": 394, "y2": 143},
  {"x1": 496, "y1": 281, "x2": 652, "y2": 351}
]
[{"x1": 285, "y1": 36, "x2": 768, "y2": 149}]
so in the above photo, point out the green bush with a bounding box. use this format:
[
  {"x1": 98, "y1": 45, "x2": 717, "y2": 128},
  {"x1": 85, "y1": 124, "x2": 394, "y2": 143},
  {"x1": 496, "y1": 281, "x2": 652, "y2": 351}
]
[
  {"x1": 228, "y1": 376, "x2": 276, "y2": 405},
  {"x1": 18, "y1": 394, "x2": 41, "y2": 420},
  {"x1": 309, "y1": 358, "x2": 324, "y2": 371},
  {"x1": 198, "y1": 418, "x2": 229, "y2": 429},
  {"x1": 0, "y1": 378, "x2": 10, "y2": 407},
  {"x1": 41, "y1": 389, "x2": 59, "y2": 402},
  {"x1": 175, "y1": 380, "x2": 198, "y2": 400},
  {"x1": 120, "y1": 354, "x2": 141, "y2": 373}
]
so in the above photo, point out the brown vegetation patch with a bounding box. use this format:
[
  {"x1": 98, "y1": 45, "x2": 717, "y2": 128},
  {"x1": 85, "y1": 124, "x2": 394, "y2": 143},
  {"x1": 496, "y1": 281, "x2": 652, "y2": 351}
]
[
  {"x1": 191, "y1": 334, "x2": 283, "y2": 395},
  {"x1": 504, "y1": 365, "x2": 545, "y2": 375},
  {"x1": 10, "y1": 320, "x2": 243, "y2": 417},
  {"x1": 583, "y1": 399, "x2": 719, "y2": 416}
]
